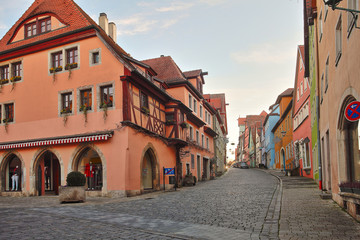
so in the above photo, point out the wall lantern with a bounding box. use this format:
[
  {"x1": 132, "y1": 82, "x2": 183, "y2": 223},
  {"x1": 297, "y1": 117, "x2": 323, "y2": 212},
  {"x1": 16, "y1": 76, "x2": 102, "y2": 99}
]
[{"x1": 324, "y1": 0, "x2": 360, "y2": 29}]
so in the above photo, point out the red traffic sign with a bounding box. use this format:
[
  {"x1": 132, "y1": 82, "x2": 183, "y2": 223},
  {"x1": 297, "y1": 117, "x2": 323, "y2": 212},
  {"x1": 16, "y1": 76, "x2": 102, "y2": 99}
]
[{"x1": 345, "y1": 101, "x2": 360, "y2": 122}]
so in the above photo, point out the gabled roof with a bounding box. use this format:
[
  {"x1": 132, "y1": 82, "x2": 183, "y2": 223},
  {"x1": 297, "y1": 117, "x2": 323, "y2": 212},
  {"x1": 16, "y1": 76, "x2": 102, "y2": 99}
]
[
  {"x1": 238, "y1": 117, "x2": 246, "y2": 126},
  {"x1": 0, "y1": 0, "x2": 128, "y2": 58},
  {"x1": 142, "y1": 56, "x2": 186, "y2": 82},
  {"x1": 275, "y1": 88, "x2": 294, "y2": 104},
  {"x1": 183, "y1": 69, "x2": 207, "y2": 84}
]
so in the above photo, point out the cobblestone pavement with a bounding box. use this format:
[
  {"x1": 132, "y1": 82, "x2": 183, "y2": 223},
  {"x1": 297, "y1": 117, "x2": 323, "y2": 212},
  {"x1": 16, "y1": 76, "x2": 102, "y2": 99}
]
[
  {"x1": 268, "y1": 170, "x2": 360, "y2": 240},
  {"x1": 0, "y1": 168, "x2": 278, "y2": 240}
]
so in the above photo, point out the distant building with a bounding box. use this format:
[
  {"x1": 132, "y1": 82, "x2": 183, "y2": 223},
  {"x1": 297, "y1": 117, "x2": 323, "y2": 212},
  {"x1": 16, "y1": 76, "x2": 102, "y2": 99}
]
[{"x1": 263, "y1": 104, "x2": 280, "y2": 169}]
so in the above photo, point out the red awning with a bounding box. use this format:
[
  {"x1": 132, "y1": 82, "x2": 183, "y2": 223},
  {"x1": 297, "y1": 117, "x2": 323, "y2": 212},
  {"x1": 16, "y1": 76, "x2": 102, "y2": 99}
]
[{"x1": 0, "y1": 131, "x2": 113, "y2": 150}]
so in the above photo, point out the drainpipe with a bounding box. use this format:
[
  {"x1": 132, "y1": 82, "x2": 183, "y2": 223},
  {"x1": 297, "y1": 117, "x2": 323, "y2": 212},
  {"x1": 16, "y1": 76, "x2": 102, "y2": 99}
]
[{"x1": 316, "y1": 96, "x2": 323, "y2": 190}]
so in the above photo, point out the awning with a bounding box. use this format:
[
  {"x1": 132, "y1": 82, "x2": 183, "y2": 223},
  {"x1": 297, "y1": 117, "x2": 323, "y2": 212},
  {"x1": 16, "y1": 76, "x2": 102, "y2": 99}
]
[{"x1": 0, "y1": 131, "x2": 113, "y2": 150}]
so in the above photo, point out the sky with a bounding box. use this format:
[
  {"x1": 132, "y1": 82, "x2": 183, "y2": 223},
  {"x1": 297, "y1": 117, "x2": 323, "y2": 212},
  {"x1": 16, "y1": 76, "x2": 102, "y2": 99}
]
[{"x1": 0, "y1": 0, "x2": 304, "y2": 161}]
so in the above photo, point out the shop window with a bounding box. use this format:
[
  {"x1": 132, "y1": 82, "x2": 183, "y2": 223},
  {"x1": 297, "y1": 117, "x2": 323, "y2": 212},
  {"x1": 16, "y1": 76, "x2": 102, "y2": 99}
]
[
  {"x1": 80, "y1": 89, "x2": 92, "y2": 110},
  {"x1": 100, "y1": 85, "x2": 113, "y2": 108},
  {"x1": 52, "y1": 51, "x2": 63, "y2": 69},
  {"x1": 61, "y1": 92, "x2": 72, "y2": 114},
  {"x1": 4, "y1": 155, "x2": 22, "y2": 191},
  {"x1": 76, "y1": 148, "x2": 103, "y2": 191},
  {"x1": 4, "y1": 103, "x2": 14, "y2": 122}
]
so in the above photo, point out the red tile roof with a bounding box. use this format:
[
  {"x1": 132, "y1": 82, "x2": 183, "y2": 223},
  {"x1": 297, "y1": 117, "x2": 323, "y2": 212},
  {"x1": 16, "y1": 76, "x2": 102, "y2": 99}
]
[
  {"x1": 183, "y1": 69, "x2": 202, "y2": 79},
  {"x1": 275, "y1": 88, "x2": 294, "y2": 104},
  {"x1": 142, "y1": 56, "x2": 186, "y2": 82},
  {"x1": 0, "y1": 0, "x2": 128, "y2": 57},
  {"x1": 238, "y1": 118, "x2": 246, "y2": 126}
]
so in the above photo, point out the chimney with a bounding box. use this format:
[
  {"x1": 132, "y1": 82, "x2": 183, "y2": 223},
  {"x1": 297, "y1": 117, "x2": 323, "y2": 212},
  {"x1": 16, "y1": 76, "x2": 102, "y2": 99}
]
[
  {"x1": 108, "y1": 22, "x2": 117, "y2": 42},
  {"x1": 99, "y1": 13, "x2": 109, "y2": 34}
]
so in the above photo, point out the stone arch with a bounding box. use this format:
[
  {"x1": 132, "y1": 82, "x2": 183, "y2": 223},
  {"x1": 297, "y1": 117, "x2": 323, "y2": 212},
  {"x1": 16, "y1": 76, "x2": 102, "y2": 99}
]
[
  {"x1": 336, "y1": 94, "x2": 360, "y2": 183},
  {"x1": 69, "y1": 144, "x2": 107, "y2": 193},
  {"x1": 0, "y1": 151, "x2": 25, "y2": 192},
  {"x1": 140, "y1": 143, "x2": 160, "y2": 192},
  {"x1": 30, "y1": 148, "x2": 64, "y2": 196}
]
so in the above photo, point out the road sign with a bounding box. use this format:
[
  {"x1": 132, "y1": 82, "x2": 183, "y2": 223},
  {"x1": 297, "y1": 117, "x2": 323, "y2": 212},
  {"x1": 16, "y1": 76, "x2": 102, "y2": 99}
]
[
  {"x1": 345, "y1": 101, "x2": 360, "y2": 122},
  {"x1": 164, "y1": 168, "x2": 175, "y2": 175}
]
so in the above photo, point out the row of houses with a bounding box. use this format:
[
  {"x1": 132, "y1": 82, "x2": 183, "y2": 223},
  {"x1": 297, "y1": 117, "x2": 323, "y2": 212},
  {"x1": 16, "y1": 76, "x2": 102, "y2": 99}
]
[
  {"x1": 0, "y1": 0, "x2": 228, "y2": 197},
  {"x1": 236, "y1": 0, "x2": 360, "y2": 221}
]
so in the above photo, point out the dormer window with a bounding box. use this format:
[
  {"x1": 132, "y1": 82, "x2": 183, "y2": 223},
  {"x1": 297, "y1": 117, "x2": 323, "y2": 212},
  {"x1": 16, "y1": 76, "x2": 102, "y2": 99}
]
[{"x1": 25, "y1": 17, "x2": 51, "y2": 38}]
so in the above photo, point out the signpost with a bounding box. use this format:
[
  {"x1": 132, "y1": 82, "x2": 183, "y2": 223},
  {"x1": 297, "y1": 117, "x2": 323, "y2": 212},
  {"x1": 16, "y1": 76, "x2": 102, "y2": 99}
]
[
  {"x1": 163, "y1": 167, "x2": 176, "y2": 192},
  {"x1": 345, "y1": 101, "x2": 360, "y2": 122}
]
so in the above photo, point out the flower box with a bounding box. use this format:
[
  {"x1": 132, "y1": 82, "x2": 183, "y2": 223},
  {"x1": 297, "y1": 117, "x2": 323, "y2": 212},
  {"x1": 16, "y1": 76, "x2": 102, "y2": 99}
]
[
  {"x1": 65, "y1": 63, "x2": 78, "y2": 70},
  {"x1": 3, "y1": 118, "x2": 12, "y2": 123},
  {"x1": 10, "y1": 76, "x2": 21, "y2": 82},
  {"x1": 0, "y1": 79, "x2": 9, "y2": 84},
  {"x1": 61, "y1": 108, "x2": 72, "y2": 114},
  {"x1": 55, "y1": 66, "x2": 63, "y2": 72}
]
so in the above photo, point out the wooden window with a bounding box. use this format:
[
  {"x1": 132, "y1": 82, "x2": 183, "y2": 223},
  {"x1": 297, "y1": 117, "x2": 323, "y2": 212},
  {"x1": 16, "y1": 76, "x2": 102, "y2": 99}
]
[
  {"x1": 100, "y1": 85, "x2": 113, "y2": 108},
  {"x1": 5, "y1": 103, "x2": 14, "y2": 122},
  {"x1": 92, "y1": 52, "x2": 100, "y2": 64},
  {"x1": 196, "y1": 130, "x2": 199, "y2": 144},
  {"x1": 0, "y1": 65, "x2": 9, "y2": 80},
  {"x1": 61, "y1": 92, "x2": 72, "y2": 113},
  {"x1": 66, "y1": 48, "x2": 78, "y2": 65},
  {"x1": 40, "y1": 18, "x2": 51, "y2": 33},
  {"x1": 25, "y1": 22, "x2": 37, "y2": 38},
  {"x1": 12, "y1": 62, "x2": 22, "y2": 79},
  {"x1": 200, "y1": 105, "x2": 203, "y2": 118},
  {"x1": 80, "y1": 89, "x2": 92, "y2": 110},
  {"x1": 52, "y1": 51, "x2": 63, "y2": 68},
  {"x1": 140, "y1": 91, "x2": 149, "y2": 110}
]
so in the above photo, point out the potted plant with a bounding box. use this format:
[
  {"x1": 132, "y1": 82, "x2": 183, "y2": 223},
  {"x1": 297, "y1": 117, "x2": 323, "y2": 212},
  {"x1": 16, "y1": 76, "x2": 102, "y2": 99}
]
[
  {"x1": 59, "y1": 171, "x2": 86, "y2": 203},
  {"x1": 141, "y1": 106, "x2": 150, "y2": 115},
  {"x1": 80, "y1": 105, "x2": 89, "y2": 123}
]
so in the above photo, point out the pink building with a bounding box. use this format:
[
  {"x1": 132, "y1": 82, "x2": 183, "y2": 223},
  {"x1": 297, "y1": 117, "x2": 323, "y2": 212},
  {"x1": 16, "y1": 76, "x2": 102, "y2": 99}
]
[{"x1": 0, "y1": 0, "x2": 216, "y2": 197}]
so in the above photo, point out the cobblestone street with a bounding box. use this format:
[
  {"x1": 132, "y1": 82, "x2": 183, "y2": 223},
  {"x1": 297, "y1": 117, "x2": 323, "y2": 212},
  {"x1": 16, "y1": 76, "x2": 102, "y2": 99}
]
[{"x1": 1, "y1": 169, "x2": 360, "y2": 239}]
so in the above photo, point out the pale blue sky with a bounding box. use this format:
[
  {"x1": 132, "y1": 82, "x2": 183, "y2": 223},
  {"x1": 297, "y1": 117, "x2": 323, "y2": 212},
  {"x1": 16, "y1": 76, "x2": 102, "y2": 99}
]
[{"x1": 0, "y1": 0, "x2": 304, "y2": 160}]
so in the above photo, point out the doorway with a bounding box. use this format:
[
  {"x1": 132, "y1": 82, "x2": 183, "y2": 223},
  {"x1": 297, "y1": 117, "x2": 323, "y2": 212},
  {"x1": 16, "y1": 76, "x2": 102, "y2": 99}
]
[{"x1": 36, "y1": 151, "x2": 60, "y2": 196}]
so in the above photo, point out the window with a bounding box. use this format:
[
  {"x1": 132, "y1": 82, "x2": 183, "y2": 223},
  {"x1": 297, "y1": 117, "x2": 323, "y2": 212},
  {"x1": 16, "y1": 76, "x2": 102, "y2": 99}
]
[
  {"x1": 319, "y1": 11, "x2": 323, "y2": 41},
  {"x1": 202, "y1": 134, "x2": 204, "y2": 148},
  {"x1": 321, "y1": 74, "x2": 324, "y2": 103},
  {"x1": 205, "y1": 110, "x2": 208, "y2": 122},
  {"x1": 52, "y1": 51, "x2": 63, "y2": 68},
  {"x1": 12, "y1": 62, "x2": 22, "y2": 79},
  {"x1": 348, "y1": 0, "x2": 358, "y2": 34},
  {"x1": 80, "y1": 89, "x2": 92, "y2": 110},
  {"x1": 25, "y1": 22, "x2": 37, "y2": 38},
  {"x1": 4, "y1": 103, "x2": 14, "y2": 122},
  {"x1": 186, "y1": 163, "x2": 190, "y2": 175},
  {"x1": 92, "y1": 52, "x2": 99, "y2": 64},
  {"x1": 61, "y1": 92, "x2": 72, "y2": 113},
  {"x1": 304, "y1": 78, "x2": 308, "y2": 91},
  {"x1": 0, "y1": 65, "x2": 9, "y2": 81},
  {"x1": 191, "y1": 154, "x2": 195, "y2": 169},
  {"x1": 206, "y1": 137, "x2": 209, "y2": 150},
  {"x1": 297, "y1": 88, "x2": 300, "y2": 101},
  {"x1": 188, "y1": 94, "x2": 193, "y2": 109},
  {"x1": 193, "y1": 99, "x2": 197, "y2": 113},
  {"x1": 196, "y1": 130, "x2": 199, "y2": 144},
  {"x1": 100, "y1": 85, "x2": 114, "y2": 108},
  {"x1": 189, "y1": 126, "x2": 193, "y2": 140},
  {"x1": 66, "y1": 48, "x2": 78, "y2": 65},
  {"x1": 300, "y1": 82, "x2": 303, "y2": 96},
  {"x1": 140, "y1": 91, "x2": 149, "y2": 111},
  {"x1": 25, "y1": 17, "x2": 51, "y2": 38},
  {"x1": 335, "y1": 15, "x2": 342, "y2": 65},
  {"x1": 325, "y1": 56, "x2": 329, "y2": 92},
  {"x1": 200, "y1": 105, "x2": 203, "y2": 118}
]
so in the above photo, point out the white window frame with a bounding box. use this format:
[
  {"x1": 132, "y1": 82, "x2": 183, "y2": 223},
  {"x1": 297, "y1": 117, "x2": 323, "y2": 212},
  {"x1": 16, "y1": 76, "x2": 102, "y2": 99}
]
[{"x1": 89, "y1": 48, "x2": 102, "y2": 67}]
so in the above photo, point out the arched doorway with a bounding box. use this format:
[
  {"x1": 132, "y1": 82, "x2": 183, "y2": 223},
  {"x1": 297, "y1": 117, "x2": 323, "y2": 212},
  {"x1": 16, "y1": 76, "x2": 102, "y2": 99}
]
[
  {"x1": 35, "y1": 151, "x2": 60, "y2": 196},
  {"x1": 281, "y1": 149, "x2": 286, "y2": 171},
  {"x1": 141, "y1": 149, "x2": 158, "y2": 191},
  {"x1": 338, "y1": 96, "x2": 360, "y2": 182},
  {"x1": 74, "y1": 147, "x2": 103, "y2": 191},
  {"x1": 1, "y1": 154, "x2": 22, "y2": 192}
]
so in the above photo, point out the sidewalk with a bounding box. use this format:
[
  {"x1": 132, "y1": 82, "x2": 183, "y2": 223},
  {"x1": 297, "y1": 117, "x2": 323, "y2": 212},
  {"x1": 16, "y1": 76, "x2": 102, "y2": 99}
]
[{"x1": 265, "y1": 169, "x2": 360, "y2": 240}]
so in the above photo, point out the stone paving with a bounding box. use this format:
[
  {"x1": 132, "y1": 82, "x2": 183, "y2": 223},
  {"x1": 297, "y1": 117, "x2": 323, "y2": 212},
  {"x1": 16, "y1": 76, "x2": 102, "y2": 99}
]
[
  {"x1": 268, "y1": 170, "x2": 360, "y2": 240},
  {"x1": 1, "y1": 168, "x2": 360, "y2": 239},
  {"x1": 0, "y1": 168, "x2": 278, "y2": 239}
]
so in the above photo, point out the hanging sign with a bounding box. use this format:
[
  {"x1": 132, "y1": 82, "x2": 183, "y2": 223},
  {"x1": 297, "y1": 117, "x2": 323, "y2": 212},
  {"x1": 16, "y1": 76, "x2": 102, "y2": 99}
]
[{"x1": 345, "y1": 101, "x2": 360, "y2": 122}]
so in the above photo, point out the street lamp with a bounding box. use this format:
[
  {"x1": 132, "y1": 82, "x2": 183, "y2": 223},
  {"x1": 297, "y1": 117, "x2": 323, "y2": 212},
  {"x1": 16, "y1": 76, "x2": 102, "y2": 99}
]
[{"x1": 324, "y1": 0, "x2": 360, "y2": 29}]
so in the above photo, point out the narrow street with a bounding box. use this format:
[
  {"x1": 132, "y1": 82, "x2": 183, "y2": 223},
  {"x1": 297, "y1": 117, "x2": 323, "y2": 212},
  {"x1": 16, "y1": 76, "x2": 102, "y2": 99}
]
[{"x1": 0, "y1": 169, "x2": 359, "y2": 240}]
